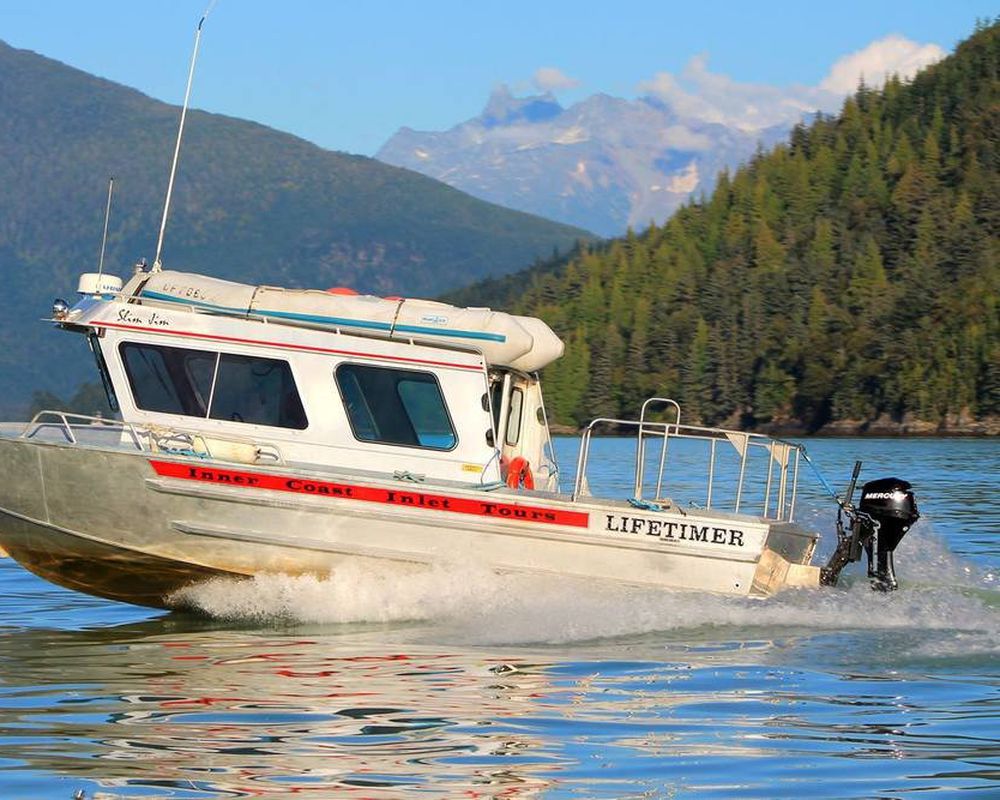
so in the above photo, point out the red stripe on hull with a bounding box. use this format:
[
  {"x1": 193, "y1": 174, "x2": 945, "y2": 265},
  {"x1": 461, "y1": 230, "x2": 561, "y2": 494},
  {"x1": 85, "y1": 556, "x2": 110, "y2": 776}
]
[{"x1": 149, "y1": 460, "x2": 590, "y2": 528}]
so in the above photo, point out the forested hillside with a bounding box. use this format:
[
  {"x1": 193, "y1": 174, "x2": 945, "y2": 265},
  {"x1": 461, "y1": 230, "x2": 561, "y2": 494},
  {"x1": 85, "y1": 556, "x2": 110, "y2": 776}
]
[
  {"x1": 0, "y1": 41, "x2": 588, "y2": 414},
  {"x1": 452, "y1": 20, "x2": 999, "y2": 434}
]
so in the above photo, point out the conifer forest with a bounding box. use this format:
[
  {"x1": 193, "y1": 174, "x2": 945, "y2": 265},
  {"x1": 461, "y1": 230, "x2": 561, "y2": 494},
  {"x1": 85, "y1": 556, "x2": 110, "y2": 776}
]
[{"x1": 452, "y1": 21, "x2": 998, "y2": 433}]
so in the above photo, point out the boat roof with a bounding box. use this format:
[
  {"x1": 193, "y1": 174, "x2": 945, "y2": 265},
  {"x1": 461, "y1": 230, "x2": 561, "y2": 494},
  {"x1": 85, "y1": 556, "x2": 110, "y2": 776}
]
[{"x1": 127, "y1": 270, "x2": 564, "y2": 372}]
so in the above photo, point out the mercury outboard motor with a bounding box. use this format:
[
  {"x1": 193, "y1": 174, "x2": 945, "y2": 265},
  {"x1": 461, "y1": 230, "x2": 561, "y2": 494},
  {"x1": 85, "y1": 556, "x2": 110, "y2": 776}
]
[
  {"x1": 821, "y1": 463, "x2": 920, "y2": 590},
  {"x1": 857, "y1": 477, "x2": 920, "y2": 590}
]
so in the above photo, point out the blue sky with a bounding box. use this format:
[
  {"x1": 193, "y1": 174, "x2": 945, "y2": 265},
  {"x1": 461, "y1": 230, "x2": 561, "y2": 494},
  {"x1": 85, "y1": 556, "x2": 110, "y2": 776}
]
[{"x1": 0, "y1": 1, "x2": 994, "y2": 155}]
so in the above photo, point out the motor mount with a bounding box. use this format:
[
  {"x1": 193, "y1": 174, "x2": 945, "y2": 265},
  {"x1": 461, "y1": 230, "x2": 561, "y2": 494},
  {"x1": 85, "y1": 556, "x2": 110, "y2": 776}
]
[{"x1": 821, "y1": 465, "x2": 920, "y2": 590}]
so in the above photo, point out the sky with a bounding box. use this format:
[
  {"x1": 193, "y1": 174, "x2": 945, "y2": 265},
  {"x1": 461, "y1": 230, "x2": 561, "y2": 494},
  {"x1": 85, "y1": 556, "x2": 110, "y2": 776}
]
[{"x1": 0, "y1": 1, "x2": 994, "y2": 155}]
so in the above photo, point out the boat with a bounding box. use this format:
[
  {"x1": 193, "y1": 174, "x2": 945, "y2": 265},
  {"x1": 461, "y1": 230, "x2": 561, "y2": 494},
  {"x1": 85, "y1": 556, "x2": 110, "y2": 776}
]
[
  {"x1": 0, "y1": 15, "x2": 920, "y2": 610},
  {"x1": 0, "y1": 262, "x2": 921, "y2": 607}
]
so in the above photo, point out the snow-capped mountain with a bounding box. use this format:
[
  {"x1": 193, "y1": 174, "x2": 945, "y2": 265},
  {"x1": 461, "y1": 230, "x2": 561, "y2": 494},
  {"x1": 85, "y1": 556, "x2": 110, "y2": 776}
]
[{"x1": 377, "y1": 86, "x2": 791, "y2": 237}]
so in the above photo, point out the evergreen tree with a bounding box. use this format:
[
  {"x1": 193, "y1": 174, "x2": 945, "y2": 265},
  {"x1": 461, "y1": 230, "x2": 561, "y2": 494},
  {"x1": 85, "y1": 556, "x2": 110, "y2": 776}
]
[{"x1": 454, "y1": 21, "x2": 999, "y2": 433}]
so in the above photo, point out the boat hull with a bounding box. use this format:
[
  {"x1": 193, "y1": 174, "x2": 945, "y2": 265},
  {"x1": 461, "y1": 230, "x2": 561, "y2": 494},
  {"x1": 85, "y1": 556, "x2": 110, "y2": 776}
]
[
  {"x1": 0, "y1": 435, "x2": 819, "y2": 609},
  {"x1": 0, "y1": 510, "x2": 239, "y2": 607}
]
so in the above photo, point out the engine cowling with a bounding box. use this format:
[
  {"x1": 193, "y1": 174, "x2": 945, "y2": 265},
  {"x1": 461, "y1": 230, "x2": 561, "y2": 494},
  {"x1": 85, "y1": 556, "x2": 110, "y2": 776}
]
[
  {"x1": 821, "y1": 472, "x2": 920, "y2": 591},
  {"x1": 858, "y1": 478, "x2": 920, "y2": 590}
]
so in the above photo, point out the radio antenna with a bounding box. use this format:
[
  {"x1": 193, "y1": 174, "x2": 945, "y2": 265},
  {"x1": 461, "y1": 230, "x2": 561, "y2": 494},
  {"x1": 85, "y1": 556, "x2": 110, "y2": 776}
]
[
  {"x1": 96, "y1": 176, "x2": 114, "y2": 280},
  {"x1": 152, "y1": 2, "x2": 218, "y2": 273}
]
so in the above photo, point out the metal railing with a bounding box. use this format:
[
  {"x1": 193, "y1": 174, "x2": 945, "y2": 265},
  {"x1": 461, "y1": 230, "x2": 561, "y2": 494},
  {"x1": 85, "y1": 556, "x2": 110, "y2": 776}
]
[
  {"x1": 572, "y1": 399, "x2": 804, "y2": 522},
  {"x1": 21, "y1": 411, "x2": 145, "y2": 449},
  {"x1": 20, "y1": 410, "x2": 284, "y2": 464},
  {"x1": 634, "y1": 397, "x2": 681, "y2": 499}
]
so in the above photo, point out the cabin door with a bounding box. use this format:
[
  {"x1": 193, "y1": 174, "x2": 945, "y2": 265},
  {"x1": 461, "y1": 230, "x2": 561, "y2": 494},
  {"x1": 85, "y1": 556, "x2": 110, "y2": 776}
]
[{"x1": 491, "y1": 371, "x2": 558, "y2": 492}]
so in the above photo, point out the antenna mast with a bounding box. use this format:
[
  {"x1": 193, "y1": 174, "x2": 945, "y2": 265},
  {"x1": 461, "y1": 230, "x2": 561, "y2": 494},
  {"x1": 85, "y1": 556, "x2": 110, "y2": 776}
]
[
  {"x1": 152, "y1": 3, "x2": 217, "y2": 272},
  {"x1": 97, "y1": 176, "x2": 114, "y2": 280}
]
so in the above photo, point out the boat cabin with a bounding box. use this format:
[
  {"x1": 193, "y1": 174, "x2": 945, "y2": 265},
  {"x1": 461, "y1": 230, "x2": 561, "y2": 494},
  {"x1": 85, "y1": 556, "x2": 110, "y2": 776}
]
[{"x1": 57, "y1": 269, "x2": 563, "y2": 490}]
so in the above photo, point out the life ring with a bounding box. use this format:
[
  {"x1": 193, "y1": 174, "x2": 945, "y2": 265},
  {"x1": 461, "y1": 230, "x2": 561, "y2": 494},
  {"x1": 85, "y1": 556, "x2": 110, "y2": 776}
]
[{"x1": 506, "y1": 456, "x2": 534, "y2": 490}]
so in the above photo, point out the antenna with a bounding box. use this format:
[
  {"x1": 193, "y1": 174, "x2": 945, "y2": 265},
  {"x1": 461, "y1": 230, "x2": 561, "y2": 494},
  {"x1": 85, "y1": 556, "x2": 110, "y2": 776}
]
[
  {"x1": 97, "y1": 176, "x2": 114, "y2": 280},
  {"x1": 152, "y1": 2, "x2": 219, "y2": 273}
]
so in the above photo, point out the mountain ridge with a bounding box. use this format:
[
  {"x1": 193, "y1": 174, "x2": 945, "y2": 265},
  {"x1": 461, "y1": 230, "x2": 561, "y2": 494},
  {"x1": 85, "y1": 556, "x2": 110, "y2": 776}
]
[
  {"x1": 378, "y1": 85, "x2": 791, "y2": 237},
  {"x1": 447, "y1": 21, "x2": 999, "y2": 436},
  {"x1": 0, "y1": 39, "x2": 590, "y2": 414}
]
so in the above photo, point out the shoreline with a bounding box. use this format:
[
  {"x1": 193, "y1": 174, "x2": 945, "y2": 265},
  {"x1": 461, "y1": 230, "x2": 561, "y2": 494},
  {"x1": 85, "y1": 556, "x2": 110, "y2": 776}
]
[{"x1": 549, "y1": 416, "x2": 1000, "y2": 438}]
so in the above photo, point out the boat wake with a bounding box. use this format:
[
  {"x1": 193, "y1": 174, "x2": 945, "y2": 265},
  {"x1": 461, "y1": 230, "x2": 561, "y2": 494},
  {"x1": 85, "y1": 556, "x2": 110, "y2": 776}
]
[{"x1": 172, "y1": 518, "x2": 997, "y2": 664}]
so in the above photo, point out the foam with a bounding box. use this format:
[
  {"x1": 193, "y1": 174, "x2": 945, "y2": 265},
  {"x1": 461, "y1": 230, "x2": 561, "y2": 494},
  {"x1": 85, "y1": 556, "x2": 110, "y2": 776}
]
[
  {"x1": 170, "y1": 560, "x2": 505, "y2": 625},
  {"x1": 172, "y1": 519, "x2": 999, "y2": 659}
]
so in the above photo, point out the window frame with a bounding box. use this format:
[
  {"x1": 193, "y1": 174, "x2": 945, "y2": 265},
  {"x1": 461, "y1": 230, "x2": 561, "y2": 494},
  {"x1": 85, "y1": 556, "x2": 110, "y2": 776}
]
[
  {"x1": 88, "y1": 333, "x2": 120, "y2": 413},
  {"x1": 334, "y1": 362, "x2": 459, "y2": 452},
  {"x1": 207, "y1": 351, "x2": 309, "y2": 430},
  {"x1": 118, "y1": 340, "x2": 309, "y2": 431},
  {"x1": 505, "y1": 386, "x2": 524, "y2": 447}
]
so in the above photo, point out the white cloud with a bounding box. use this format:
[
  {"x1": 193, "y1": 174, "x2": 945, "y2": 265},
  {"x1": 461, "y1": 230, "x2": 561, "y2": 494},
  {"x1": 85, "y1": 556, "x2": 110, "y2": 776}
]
[
  {"x1": 639, "y1": 53, "x2": 833, "y2": 132},
  {"x1": 533, "y1": 67, "x2": 580, "y2": 93},
  {"x1": 638, "y1": 35, "x2": 945, "y2": 132},
  {"x1": 820, "y1": 34, "x2": 946, "y2": 94},
  {"x1": 661, "y1": 124, "x2": 712, "y2": 151}
]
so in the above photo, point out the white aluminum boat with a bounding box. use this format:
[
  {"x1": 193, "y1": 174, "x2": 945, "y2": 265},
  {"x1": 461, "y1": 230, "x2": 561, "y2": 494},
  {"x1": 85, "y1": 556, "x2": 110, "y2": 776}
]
[{"x1": 0, "y1": 265, "x2": 921, "y2": 608}]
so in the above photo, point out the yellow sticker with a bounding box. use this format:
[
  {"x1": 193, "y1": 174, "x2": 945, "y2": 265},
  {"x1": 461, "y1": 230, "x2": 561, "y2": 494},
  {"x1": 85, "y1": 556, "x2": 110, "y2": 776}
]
[{"x1": 461, "y1": 463, "x2": 484, "y2": 473}]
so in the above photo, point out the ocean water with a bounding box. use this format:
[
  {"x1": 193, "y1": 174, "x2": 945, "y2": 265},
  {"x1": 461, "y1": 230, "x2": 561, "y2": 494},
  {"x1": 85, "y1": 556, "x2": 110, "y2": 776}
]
[{"x1": 0, "y1": 437, "x2": 997, "y2": 798}]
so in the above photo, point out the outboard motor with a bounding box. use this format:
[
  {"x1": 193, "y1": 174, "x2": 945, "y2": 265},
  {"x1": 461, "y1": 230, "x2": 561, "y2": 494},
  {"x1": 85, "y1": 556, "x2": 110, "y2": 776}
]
[
  {"x1": 857, "y1": 478, "x2": 920, "y2": 590},
  {"x1": 821, "y1": 463, "x2": 920, "y2": 590}
]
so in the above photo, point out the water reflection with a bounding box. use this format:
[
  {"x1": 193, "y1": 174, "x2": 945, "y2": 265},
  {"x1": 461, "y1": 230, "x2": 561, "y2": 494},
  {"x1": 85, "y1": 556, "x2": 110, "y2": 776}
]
[
  {"x1": 0, "y1": 618, "x2": 564, "y2": 797},
  {"x1": 1, "y1": 614, "x2": 998, "y2": 798}
]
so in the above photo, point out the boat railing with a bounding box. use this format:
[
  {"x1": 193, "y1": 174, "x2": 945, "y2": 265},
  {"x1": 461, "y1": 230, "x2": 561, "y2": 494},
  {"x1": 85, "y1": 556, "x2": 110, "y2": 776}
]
[
  {"x1": 572, "y1": 399, "x2": 804, "y2": 522},
  {"x1": 20, "y1": 410, "x2": 285, "y2": 465},
  {"x1": 21, "y1": 410, "x2": 146, "y2": 449}
]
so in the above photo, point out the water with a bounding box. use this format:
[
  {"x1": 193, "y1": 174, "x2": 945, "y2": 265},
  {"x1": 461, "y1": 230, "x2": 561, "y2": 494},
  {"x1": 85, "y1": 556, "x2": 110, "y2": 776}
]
[{"x1": 0, "y1": 437, "x2": 997, "y2": 798}]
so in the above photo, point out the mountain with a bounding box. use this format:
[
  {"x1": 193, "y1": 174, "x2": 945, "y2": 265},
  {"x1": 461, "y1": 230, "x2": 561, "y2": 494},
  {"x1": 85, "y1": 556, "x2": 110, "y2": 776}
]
[
  {"x1": 377, "y1": 85, "x2": 790, "y2": 237},
  {"x1": 0, "y1": 41, "x2": 590, "y2": 415},
  {"x1": 448, "y1": 21, "x2": 999, "y2": 435}
]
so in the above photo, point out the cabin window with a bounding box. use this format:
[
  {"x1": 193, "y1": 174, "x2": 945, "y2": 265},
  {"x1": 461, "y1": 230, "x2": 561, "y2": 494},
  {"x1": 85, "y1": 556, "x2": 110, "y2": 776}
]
[
  {"x1": 505, "y1": 387, "x2": 524, "y2": 446},
  {"x1": 335, "y1": 364, "x2": 457, "y2": 450},
  {"x1": 490, "y1": 380, "x2": 503, "y2": 433},
  {"x1": 209, "y1": 353, "x2": 308, "y2": 429},
  {"x1": 121, "y1": 342, "x2": 215, "y2": 417},
  {"x1": 119, "y1": 342, "x2": 307, "y2": 429},
  {"x1": 88, "y1": 334, "x2": 119, "y2": 413}
]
